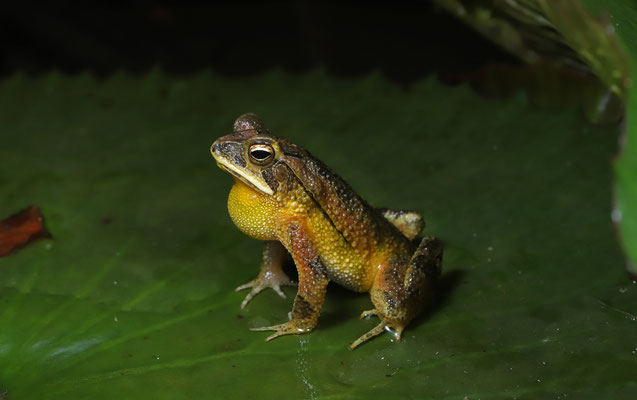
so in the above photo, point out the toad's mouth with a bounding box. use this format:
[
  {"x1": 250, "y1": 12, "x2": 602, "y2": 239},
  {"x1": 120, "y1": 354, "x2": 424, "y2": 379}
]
[{"x1": 214, "y1": 159, "x2": 274, "y2": 195}]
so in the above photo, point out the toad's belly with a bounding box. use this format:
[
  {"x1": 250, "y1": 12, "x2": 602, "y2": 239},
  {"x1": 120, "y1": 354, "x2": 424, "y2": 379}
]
[{"x1": 305, "y1": 207, "x2": 379, "y2": 292}]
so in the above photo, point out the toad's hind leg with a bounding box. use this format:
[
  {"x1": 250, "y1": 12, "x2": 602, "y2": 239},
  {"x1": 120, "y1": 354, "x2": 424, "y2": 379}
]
[
  {"x1": 350, "y1": 236, "x2": 443, "y2": 350},
  {"x1": 403, "y1": 236, "x2": 443, "y2": 308}
]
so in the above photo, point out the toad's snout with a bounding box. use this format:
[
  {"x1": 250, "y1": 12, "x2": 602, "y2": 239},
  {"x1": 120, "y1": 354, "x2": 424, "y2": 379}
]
[{"x1": 210, "y1": 141, "x2": 221, "y2": 156}]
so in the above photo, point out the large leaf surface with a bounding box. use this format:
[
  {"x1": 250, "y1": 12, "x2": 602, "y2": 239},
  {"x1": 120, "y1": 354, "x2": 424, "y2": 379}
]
[{"x1": 1, "y1": 71, "x2": 636, "y2": 399}]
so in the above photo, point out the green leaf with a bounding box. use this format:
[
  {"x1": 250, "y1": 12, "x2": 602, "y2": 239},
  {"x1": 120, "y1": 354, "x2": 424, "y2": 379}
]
[
  {"x1": 539, "y1": 0, "x2": 630, "y2": 99},
  {"x1": 436, "y1": 0, "x2": 637, "y2": 276},
  {"x1": 568, "y1": 0, "x2": 637, "y2": 275},
  {"x1": 1, "y1": 71, "x2": 636, "y2": 398}
]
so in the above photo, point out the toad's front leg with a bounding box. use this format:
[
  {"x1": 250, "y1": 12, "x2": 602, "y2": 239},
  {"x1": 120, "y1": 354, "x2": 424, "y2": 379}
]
[{"x1": 252, "y1": 224, "x2": 329, "y2": 341}]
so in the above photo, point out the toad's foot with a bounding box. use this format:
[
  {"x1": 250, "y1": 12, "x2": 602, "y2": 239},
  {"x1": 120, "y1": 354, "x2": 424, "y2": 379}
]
[
  {"x1": 349, "y1": 316, "x2": 405, "y2": 350},
  {"x1": 251, "y1": 321, "x2": 312, "y2": 341},
  {"x1": 236, "y1": 274, "x2": 297, "y2": 309}
]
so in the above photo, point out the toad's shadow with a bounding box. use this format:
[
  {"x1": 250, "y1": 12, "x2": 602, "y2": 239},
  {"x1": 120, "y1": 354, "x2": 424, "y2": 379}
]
[{"x1": 412, "y1": 269, "x2": 465, "y2": 325}]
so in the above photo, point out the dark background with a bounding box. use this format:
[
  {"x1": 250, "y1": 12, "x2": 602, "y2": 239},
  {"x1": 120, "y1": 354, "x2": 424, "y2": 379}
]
[{"x1": 0, "y1": 1, "x2": 516, "y2": 85}]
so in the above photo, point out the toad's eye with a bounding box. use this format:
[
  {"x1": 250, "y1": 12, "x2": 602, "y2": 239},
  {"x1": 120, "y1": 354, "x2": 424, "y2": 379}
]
[{"x1": 248, "y1": 144, "x2": 275, "y2": 165}]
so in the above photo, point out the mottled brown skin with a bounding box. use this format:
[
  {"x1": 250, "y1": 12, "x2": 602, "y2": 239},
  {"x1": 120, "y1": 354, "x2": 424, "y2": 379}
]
[{"x1": 211, "y1": 113, "x2": 443, "y2": 349}]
